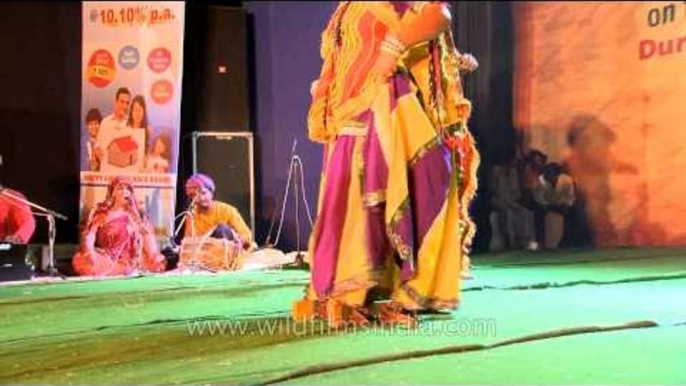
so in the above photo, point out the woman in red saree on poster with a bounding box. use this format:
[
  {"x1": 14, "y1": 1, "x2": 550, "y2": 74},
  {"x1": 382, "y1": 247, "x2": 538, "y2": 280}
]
[{"x1": 72, "y1": 177, "x2": 166, "y2": 276}]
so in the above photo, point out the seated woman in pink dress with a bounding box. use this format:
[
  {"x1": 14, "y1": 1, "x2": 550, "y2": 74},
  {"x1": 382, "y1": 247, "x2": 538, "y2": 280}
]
[
  {"x1": 72, "y1": 177, "x2": 166, "y2": 276},
  {"x1": 0, "y1": 188, "x2": 36, "y2": 244}
]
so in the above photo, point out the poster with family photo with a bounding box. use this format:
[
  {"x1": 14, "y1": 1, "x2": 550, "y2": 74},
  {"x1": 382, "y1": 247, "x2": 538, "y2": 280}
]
[{"x1": 79, "y1": 1, "x2": 185, "y2": 241}]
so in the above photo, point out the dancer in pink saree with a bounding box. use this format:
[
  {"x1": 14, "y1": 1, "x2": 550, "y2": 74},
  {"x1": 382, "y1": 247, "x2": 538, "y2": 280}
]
[{"x1": 72, "y1": 177, "x2": 166, "y2": 276}]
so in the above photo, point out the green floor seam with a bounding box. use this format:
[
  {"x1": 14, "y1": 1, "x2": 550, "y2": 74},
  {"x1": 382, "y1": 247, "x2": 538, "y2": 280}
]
[
  {"x1": 251, "y1": 320, "x2": 671, "y2": 386},
  {"x1": 464, "y1": 272, "x2": 686, "y2": 292}
]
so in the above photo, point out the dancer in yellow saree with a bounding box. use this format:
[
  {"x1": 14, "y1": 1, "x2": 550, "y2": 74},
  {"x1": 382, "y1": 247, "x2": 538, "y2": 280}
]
[{"x1": 293, "y1": 1, "x2": 480, "y2": 328}]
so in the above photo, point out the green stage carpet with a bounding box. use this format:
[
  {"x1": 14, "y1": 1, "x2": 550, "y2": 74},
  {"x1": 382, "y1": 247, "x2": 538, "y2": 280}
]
[{"x1": 0, "y1": 247, "x2": 684, "y2": 385}]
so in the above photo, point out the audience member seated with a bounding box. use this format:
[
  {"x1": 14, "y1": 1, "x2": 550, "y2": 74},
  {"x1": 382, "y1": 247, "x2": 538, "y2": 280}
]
[
  {"x1": 489, "y1": 157, "x2": 537, "y2": 251},
  {"x1": 0, "y1": 188, "x2": 36, "y2": 244},
  {"x1": 72, "y1": 177, "x2": 167, "y2": 276},
  {"x1": 532, "y1": 162, "x2": 576, "y2": 249},
  {"x1": 517, "y1": 149, "x2": 549, "y2": 248}
]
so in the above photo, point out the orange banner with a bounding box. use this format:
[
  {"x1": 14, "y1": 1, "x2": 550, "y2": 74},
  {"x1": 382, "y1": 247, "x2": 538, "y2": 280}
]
[{"x1": 513, "y1": 2, "x2": 686, "y2": 246}]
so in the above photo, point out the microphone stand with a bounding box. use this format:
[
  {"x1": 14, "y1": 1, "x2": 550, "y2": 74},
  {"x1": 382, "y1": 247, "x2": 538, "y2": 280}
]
[
  {"x1": 0, "y1": 188, "x2": 68, "y2": 278},
  {"x1": 133, "y1": 207, "x2": 152, "y2": 276},
  {"x1": 263, "y1": 139, "x2": 314, "y2": 268},
  {"x1": 171, "y1": 196, "x2": 197, "y2": 271}
]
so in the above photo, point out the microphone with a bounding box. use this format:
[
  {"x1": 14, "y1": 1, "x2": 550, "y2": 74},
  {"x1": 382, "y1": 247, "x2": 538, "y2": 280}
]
[
  {"x1": 187, "y1": 194, "x2": 199, "y2": 214},
  {"x1": 288, "y1": 139, "x2": 297, "y2": 162},
  {"x1": 170, "y1": 193, "x2": 200, "y2": 247}
]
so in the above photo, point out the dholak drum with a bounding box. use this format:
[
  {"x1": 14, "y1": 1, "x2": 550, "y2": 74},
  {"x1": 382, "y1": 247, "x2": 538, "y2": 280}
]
[{"x1": 179, "y1": 237, "x2": 240, "y2": 271}]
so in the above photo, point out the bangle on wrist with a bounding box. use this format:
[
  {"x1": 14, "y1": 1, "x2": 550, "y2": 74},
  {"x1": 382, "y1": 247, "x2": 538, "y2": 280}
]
[{"x1": 383, "y1": 33, "x2": 408, "y2": 55}]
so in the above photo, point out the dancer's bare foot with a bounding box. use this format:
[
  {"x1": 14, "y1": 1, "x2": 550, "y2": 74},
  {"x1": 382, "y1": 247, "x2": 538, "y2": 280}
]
[{"x1": 376, "y1": 302, "x2": 419, "y2": 329}]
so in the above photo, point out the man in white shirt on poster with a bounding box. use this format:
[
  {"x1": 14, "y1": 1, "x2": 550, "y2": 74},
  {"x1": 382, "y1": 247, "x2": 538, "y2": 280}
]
[{"x1": 97, "y1": 87, "x2": 146, "y2": 173}]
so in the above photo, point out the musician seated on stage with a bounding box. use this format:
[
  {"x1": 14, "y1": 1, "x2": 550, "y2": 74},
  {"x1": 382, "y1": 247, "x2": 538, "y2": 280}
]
[
  {"x1": 181, "y1": 173, "x2": 254, "y2": 251},
  {"x1": 72, "y1": 177, "x2": 167, "y2": 276},
  {"x1": 0, "y1": 188, "x2": 36, "y2": 244}
]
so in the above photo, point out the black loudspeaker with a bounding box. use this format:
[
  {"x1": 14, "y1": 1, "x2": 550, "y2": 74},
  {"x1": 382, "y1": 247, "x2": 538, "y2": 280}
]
[
  {"x1": 0, "y1": 243, "x2": 33, "y2": 282},
  {"x1": 189, "y1": 6, "x2": 250, "y2": 131},
  {"x1": 190, "y1": 132, "x2": 255, "y2": 234}
]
